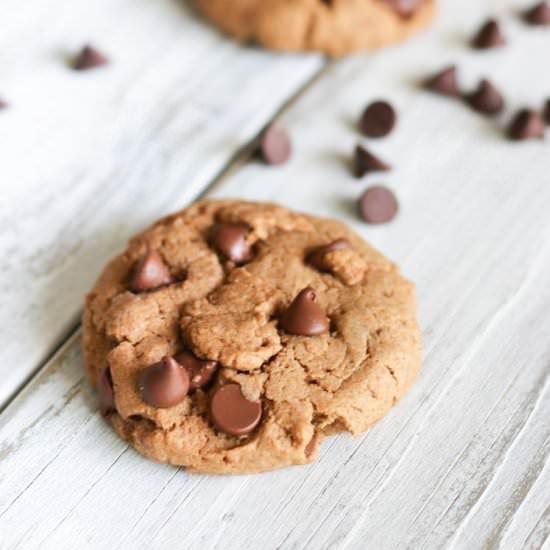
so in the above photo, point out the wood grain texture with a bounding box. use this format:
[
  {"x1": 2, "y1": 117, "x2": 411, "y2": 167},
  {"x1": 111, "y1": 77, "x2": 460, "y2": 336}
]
[
  {"x1": 2, "y1": 0, "x2": 550, "y2": 549},
  {"x1": 0, "y1": 0, "x2": 323, "y2": 408}
]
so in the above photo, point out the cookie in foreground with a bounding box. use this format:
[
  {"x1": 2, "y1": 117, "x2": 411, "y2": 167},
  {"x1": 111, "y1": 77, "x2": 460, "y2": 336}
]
[
  {"x1": 195, "y1": 0, "x2": 435, "y2": 56},
  {"x1": 83, "y1": 200, "x2": 421, "y2": 474}
]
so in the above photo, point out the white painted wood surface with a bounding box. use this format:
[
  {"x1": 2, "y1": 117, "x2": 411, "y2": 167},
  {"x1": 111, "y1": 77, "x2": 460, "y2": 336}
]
[
  {"x1": 1, "y1": 0, "x2": 550, "y2": 549},
  {"x1": 0, "y1": 0, "x2": 323, "y2": 407}
]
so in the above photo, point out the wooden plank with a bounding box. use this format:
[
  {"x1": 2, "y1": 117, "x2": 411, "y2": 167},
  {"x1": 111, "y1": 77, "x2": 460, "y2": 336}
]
[
  {"x1": 0, "y1": 0, "x2": 323, "y2": 408},
  {"x1": 2, "y1": 0, "x2": 550, "y2": 548}
]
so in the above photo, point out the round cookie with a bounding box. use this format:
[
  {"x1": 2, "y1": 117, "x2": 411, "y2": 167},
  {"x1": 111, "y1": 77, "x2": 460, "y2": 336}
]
[
  {"x1": 195, "y1": 0, "x2": 435, "y2": 56},
  {"x1": 83, "y1": 200, "x2": 421, "y2": 474}
]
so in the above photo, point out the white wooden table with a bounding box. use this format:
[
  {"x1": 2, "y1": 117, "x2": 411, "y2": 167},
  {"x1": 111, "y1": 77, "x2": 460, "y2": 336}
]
[{"x1": 1, "y1": 0, "x2": 549, "y2": 548}]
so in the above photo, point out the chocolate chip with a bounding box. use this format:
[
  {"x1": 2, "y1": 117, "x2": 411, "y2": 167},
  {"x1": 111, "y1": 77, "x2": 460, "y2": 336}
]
[
  {"x1": 359, "y1": 185, "x2": 399, "y2": 224},
  {"x1": 72, "y1": 45, "x2": 109, "y2": 71},
  {"x1": 97, "y1": 367, "x2": 115, "y2": 416},
  {"x1": 424, "y1": 65, "x2": 461, "y2": 97},
  {"x1": 138, "y1": 357, "x2": 190, "y2": 409},
  {"x1": 209, "y1": 383, "x2": 262, "y2": 436},
  {"x1": 508, "y1": 109, "x2": 546, "y2": 140},
  {"x1": 259, "y1": 124, "x2": 291, "y2": 165},
  {"x1": 174, "y1": 351, "x2": 218, "y2": 390},
  {"x1": 129, "y1": 250, "x2": 173, "y2": 292},
  {"x1": 307, "y1": 239, "x2": 351, "y2": 272},
  {"x1": 472, "y1": 19, "x2": 506, "y2": 49},
  {"x1": 544, "y1": 99, "x2": 550, "y2": 125},
  {"x1": 280, "y1": 287, "x2": 330, "y2": 336},
  {"x1": 525, "y1": 2, "x2": 550, "y2": 25},
  {"x1": 466, "y1": 79, "x2": 505, "y2": 116},
  {"x1": 354, "y1": 145, "x2": 391, "y2": 178},
  {"x1": 210, "y1": 223, "x2": 253, "y2": 264},
  {"x1": 359, "y1": 101, "x2": 396, "y2": 138},
  {"x1": 0, "y1": 99, "x2": 8, "y2": 110},
  {"x1": 383, "y1": 0, "x2": 421, "y2": 17}
]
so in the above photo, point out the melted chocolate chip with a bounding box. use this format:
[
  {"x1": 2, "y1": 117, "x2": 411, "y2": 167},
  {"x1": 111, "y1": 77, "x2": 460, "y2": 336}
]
[
  {"x1": 354, "y1": 145, "x2": 391, "y2": 178},
  {"x1": 138, "y1": 357, "x2": 190, "y2": 409},
  {"x1": 97, "y1": 367, "x2": 115, "y2": 416},
  {"x1": 424, "y1": 66, "x2": 461, "y2": 97},
  {"x1": 129, "y1": 250, "x2": 173, "y2": 292},
  {"x1": 359, "y1": 101, "x2": 396, "y2": 138},
  {"x1": 72, "y1": 45, "x2": 109, "y2": 71},
  {"x1": 209, "y1": 384, "x2": 262, "y2": 436},
  {"x1": 466, "y1": 79, "x2": 505, "y2": 116},
  {"x1": 210, "y1": 223, "x2": 253, "y2": 264},
  {"x1": 280, "y1": 288, "x2": 330, "y2": 336},
  {"x1": 307, "y1": 239, "x2": 351, "y2": 272},
  {"x1": 174, "y1": 351, "x2": 218, "y2": 390}
]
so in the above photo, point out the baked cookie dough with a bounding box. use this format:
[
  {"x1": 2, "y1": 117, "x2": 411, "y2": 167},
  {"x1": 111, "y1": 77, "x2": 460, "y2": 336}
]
[
  {"x1": 83, "y1": 200, "x2": 421, "y2": 474},
  {"x1": 195, "y1": 0, "x2": 435, "y2": 56}
]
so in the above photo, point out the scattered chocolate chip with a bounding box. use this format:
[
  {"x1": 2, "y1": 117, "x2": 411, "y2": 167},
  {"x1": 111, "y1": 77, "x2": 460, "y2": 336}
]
[
  {"x1": 508, "y1": 109, "x2": 546, "y2": 140},
  {"x1": 544, "y1": 99, "x2": 550, "y2": 125},
  {"x1": 466, "y1": 79, "x2": 505, "y2": 116},
  {"x1": 174, "y1": 351, "x2": 218, "y2": 391},
  {"x1": 359, "y1": 101, "x2": 396, "y2": 138},
  {"x1": 424, "y1": 65, "x2": 461, "y2": 97},
  {"x1": 0, "y1": 99, "x2": 8, "y2": 110},
  {"x1": 259, "y1": 124, "x2": 291, "y2": 165},
  {"x1": 354, "y1": 145, "x2": 391, "y2": 178},
  {"x1": 383, "y1": 0, "x2": 421, "y2": 17},
  {"x1": 97, "y1": 367, "x2": 115, "y2": 416},
  {"x1": 525, "y1": 2, "x2": 550, "y2": 25},
  {"x1": 210, "y1": 223, "x2": 253, "y2": 264},
  {"x1": 129, "y1": 249, "x2": 173, "y2": 292},
  {"x1": 209, "y1": 383, "x2": 262, "y2": 436},
  {"x1": 138, "y1": 357, "x2": 190, "y2": 409},
  {"x1": 280, "y1": 287, "x2": 330, "y2": 336},
  {"x1": 359, "y1": 185, "x2": 399, "y2": 224},
  {"x1": 307, "y1": 238, "x2": 351, "y2": 272},
  {"x1": 472, "y1": 19, "x2": 506, "y2": 49},
  {"x1": 72, "y1": 45, "x2": 109, "y2": 71}
]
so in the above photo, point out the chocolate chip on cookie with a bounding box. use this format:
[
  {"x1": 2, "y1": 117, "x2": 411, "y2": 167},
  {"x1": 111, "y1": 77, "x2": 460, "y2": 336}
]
[
  {"x1": 508, "y1": 109, "x2": 546, "y2": 140},
  {"x1": 383, "y1": 0, "x2": 422, "y2": 17},
  {"x1": 129, "y1": 249, "x2": 173, "y2": 292},
  {"x1": 359, "y1": 186, "x2": 399, "y2": 224},
  {"x1": 210, "y1": 223, "x2": 253, "y2": 264},
  {"x1": 472, "y1": 19, "x2": 506, "y2": 49},
  {"x1": 174, "y1": 351, "x2": 218, "y2": 390},
  {"x1": 424, "y1": 65, "x2": 461, "y2": 97},
  {"x1": 360, "y1": 101, "x2": 397, "y2": 138},
  {"x1": 97, "y1": 367, "x2": 115, "y2": 416},
  {"x1": 466, "y1": 79, "x2": 505, "y2": 116},
  {"x1": 307, "y1": 239, "x2": 352, "y2": 272},
  {"x1": 72, "y1": 45, "x2": 109, "y2": 71},
  {"x1": 209, "y1": 384, "x2": 262, "y2": 437},
  {"x1": 138, "y1": 357, "x2": 190, "y2": 409},
  {"x1": 260, "y1": 125, "x2": 291, "y2": 166},
  {"x1": 280, "y1": 287, "x2": 330, "y2": 336},
  {"x1": 354, "y1": 145, "x2": 391, "y2": 178},
  {"x1": 525, "y1": 2, "x2": 550, "y2": 25}
]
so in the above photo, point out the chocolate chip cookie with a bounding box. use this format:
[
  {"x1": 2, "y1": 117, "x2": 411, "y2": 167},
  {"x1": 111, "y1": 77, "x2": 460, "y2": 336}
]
[
  {"x1": 83, "y1": 200, "x2": 421, "y2": 474},
  {"x1": 195, "y1": 0, "x2": 435, "y2": 56}
]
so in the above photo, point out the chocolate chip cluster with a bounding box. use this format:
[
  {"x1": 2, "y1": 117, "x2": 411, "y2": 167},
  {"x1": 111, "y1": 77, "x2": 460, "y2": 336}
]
[{"x1": 97, "y1": 225, "x2": 355, "y2": 438}]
